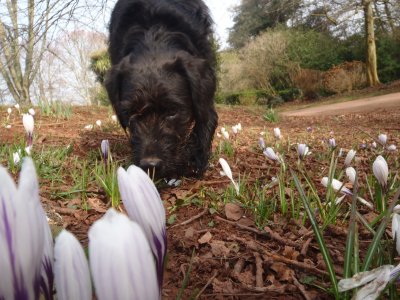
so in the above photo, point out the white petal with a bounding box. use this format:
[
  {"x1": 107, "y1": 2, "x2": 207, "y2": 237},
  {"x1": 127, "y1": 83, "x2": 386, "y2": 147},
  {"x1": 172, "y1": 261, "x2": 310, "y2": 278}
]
[
  {"x1": 344, "y1": 150, "x2": 356, "y2": 167},
  {"x1": 378, "y1": 134, "x2": 387, "y2": 145},
  {"x1": 89, "y1": 209, "x2": 159, "y2": 300},
  {"x1": 392, "y1": 214, "x2": 400, "y2": 256},
  {"x1": 338, "y1": 265, "x2": 392, "y2": 292},
  {"x1": 321, "y1": 177, "x2": 352, "y2": 195},
  {"x1": 353, "y1": 266, "x2": 392, "y2": 300},
  {"x1": 263, "y1": 147, "x2": 279, "y2": 161},
  {"x1": 118, "y1": 165, "x2": 166, "y2": 277},
  {"x1": 218, "y1": 158, "x2": 239, "y2": 195},
  {"x1": 345, "y1": 167, "x2": 356, "y2": 184},
  {"x1": 22, "y1": 113, "x2": 34, "y2": 134},
  {"x1": 54, "y1": 230, "x2": 92, "y2": 300},
  {"x1": 372, "y1": 155, "x2": 388, "y2": 187}
]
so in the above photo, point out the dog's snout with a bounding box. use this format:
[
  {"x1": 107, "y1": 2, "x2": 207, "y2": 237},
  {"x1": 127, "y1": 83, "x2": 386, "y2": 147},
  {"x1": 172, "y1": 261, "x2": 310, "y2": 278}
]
[{"x1": 139, "y1": 157, "x2": 162, "y2": 170}]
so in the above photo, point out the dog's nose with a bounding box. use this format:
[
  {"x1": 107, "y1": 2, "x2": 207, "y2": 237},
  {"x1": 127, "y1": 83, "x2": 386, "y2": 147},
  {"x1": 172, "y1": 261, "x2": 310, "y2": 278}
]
[{"x1": 139, "y1": 157, "x2": 162, "y2": 170}]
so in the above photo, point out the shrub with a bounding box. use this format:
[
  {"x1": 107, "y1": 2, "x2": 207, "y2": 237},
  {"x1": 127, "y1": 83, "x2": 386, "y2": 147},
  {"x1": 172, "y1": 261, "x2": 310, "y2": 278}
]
[
  {"x1": 291, "y1": 68, "x2": 325, "y2": 100},
  {"x1": 323, "y1": 68, "x2": 352, "y2": 94},
  {"x1": 278, "y1": 88, "x2": 302, "y2": 102}
]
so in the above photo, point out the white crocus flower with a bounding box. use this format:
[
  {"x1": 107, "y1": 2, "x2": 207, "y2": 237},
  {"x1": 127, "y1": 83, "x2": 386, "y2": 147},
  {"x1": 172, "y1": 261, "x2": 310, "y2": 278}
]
[
  {"x1": 5, "y1": 125, "x2": 11, "y2": 129},
  {"x1": 13, "y1": 152, "x2": 21, "y2": 165},
  {"x1": 273, "y1": 127, "x2": 282, "y2": 139},
  {"x1": 298, "y1": 144, "x2": 310, "y2": 160},
  {"x1": 259, "y1": 137, "x2": 266, "y2": 150},
  {"x1": 101, "y1": 140, "x2": 110, "y2": 164},
  {"x1": 339, "y1": 264, "x2": 400, "y2": 300},
  {"x1": 84, "y1": 124, "x2": 93, "y2": 130},
  {"x1": 321, "y1": 177, "x2": 352, "y2": 195},
  {"x1": 0, "y1": 158, "x2": 52, "y2": 299},
  {"x1": 28, "y1": 108, "x2": 35, "y2": 116},
  {"x1": 111, "y1": 115, "x2": 117, "y2": 122},
  {"x1": 344, "y1": 149, "x2": 356, "y2": 167},
  {"x1": 117, "y1": 165, "x2": 167, "y2": 286},
  {"x1": 216, "y1": 132, "x2": 222, "y2": 138},
  {"x1": 14, "y1": 103, "x2": 20, "y2": 112},
  {"x1": 89, "y1": 209, "x2": 159, "y2": 300},
  {"x1": 22, "y1": 113, "x2": 34, "y2": 146},
  {"x1": 222, "y1": 130, "x2": 229, "y2": 140},
  {"x1": 218, "y1": 158, "x2": 239, "y2": 195},
  {"x1": 371, "y1": 141, "x2": 377, "y2": 148},
  {"x1": 387, "y1": 144, "x2": 397, "y2": 151},
  {"x1": 338, "y1": 148, "x2": 344, "y2": 157},
  {"x1": 237, "y1": 123, "x2": 242, "y2": 131},
  {"x1": 392, "y1": 214, "x2": 400, "y2": 256},
  {"x1": 263, "y1": 147, "x2": 280, "y2": 162},
  {"x1": 232, "y1": 125, "x2": 238, "y2": 134},
  {"x1": 372, "y1": 155, "x2": 388, "y2": 188},
  {"x1": 378, "y1": 133, "x2": 387, "y2": 145},
  {"x1": 96, "y1": 120, "x2": 102, "y2": 127},
  {"x1": 345, "y1": 167, "x2": 356, "y2": 185},
  {"x1": 54, "y1": 230, "x2": 92, "y2": 300},
  {"x1": 7, "y1": 107, "x2": 12, "y2": 114},
  {"x1": 328, "y1": 138, "x2": 336, "y2": 148}
]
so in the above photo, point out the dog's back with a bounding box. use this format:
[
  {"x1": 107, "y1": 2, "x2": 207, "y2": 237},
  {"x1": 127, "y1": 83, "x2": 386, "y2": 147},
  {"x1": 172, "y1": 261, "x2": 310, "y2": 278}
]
[{"x1": 109, "y1": 0, "x2": 214, "y2": 65}]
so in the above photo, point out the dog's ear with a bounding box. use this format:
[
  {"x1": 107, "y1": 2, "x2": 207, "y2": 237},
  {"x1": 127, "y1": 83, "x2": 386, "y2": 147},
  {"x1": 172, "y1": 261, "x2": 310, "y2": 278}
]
[
  {"x1": 165, "y1": 51, "x2": 218, "y2": 176},
  {"x1": 104, "y1": 58, "x2": 130, "y2": 128}
]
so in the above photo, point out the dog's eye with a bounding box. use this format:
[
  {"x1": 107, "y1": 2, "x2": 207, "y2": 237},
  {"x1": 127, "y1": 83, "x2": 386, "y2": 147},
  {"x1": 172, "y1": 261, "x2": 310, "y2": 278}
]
[{"x1": 166, "y1": 113, "x2": 178, "y2": 121}]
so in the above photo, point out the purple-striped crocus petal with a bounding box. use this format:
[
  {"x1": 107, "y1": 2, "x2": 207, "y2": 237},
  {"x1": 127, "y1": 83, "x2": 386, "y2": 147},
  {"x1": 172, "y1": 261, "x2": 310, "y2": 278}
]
[
  {"x1": 0, "y1": 166, "x2": 18, "y2": 300},
  {"x1": 54, "y1": 230, "x2": 92, "y2": 300},
  {"x1": 40, "y1": 224, "x2": 54, "y2": 300},
  {"x1": 101, "y1": 140, "x2": 109, "y2": 164},
  {"x1": 89, "y1": 209, "x2": 159, "y2": 300},
  {"x1": 117, "y1": 165, "x2": 167, "y2": 288},
  {"x1": 0, "y1": 158, "x2": 46, "y2": 300}
]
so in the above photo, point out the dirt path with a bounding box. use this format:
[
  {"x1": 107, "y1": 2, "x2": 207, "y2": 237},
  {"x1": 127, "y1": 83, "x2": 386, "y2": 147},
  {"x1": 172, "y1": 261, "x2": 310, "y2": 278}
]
[{"x1": 282, "y1": 92, "x2": 400, "y2": 116}]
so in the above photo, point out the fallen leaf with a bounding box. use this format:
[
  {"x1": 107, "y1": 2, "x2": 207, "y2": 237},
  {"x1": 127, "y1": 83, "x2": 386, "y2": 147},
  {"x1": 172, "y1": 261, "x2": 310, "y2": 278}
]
[
  {"x1": 210, "y1": 240, "x2": 230, "y2": 257},
  {"x1": 198, "y1": 231, "x2": 213, "y2": 244},
  {"x1": 225, "y1": 203, "x2": 243, "y2": 221},
  {"x1": 270, "y1": 262, "x2": 294, "y2": 282}
]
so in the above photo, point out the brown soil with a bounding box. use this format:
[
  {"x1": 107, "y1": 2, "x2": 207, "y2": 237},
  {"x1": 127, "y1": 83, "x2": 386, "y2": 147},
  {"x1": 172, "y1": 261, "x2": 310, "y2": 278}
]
[{"x1": 1, "y1": 103, "x2": 399, "y2": 299}]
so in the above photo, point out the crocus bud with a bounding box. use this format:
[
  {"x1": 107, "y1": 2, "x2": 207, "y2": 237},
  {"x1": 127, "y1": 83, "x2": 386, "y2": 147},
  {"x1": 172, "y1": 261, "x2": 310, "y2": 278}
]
[
  {"x1": 89, "y1": 209, "x2": 159, "y2": 300},
  {"x1": 28, "y1": 108, "x2": 35, "y2": 116},
  {"x1": 378, "y1": 134, "x2": 387, "y2": 145},
  {"x1": 218, "y1": 158, "x2": 239, "y2": 195},
  {"x1": 372, "y1": 155, "x2": 388, "y2": 188},
  {"x1": 372, "y1": 141, "x2": 377, "y2": 148},
  {"x1": 298, "y1": 144, "x2": 309, "y2": 160},
  {"x1": 96, "y1": 120, "x2": 102, "y2": 127},
  {"x1": 345, "y1": 167, "x2": 356, "y2": 184},
  {"x1": 222, "y1": 130, "x2": 229, "y2": 140},
  {"x1": 111, "y1": 115, "x2": 117, "y2": 122},
  {"x1": 13, "y1": 152, "x2": 21, "y2": 165},
  {"x1": 54, "y1": 230, "x2": 92, "y2": 300},
  {"x1": 259, "y1": 137, "x2": 266, "y2": 150},
  {"x1": 117, "y1": 165, "x2": 166, "y2": 288},
  {"x1": 387, "y1": 145, "x2": 397, "y2": 151},
  {"x1": 7, "y1": 108, "x2": 11, "y2": 114},
  {"x1": 328, "y1": 138, "x2": 336, "y2": 148},
  {"x1": 263, "y1": 147, "x2": 280, "y2": 162},
  {"x1": 23, "y1": 114, "x2": 34, "y2": 146},
  {"x1": 101, "y1": 140, "x2": 110, "y2": 165},
  {"x1": 344, "y1": 149, "x2": 356, "y2": 167},
  {"x1": 321, "y1": 177, "x2": 352, "y2": 195},
  {"x1": 273, "y1": 127, "x2": 281, "y2": 139}
]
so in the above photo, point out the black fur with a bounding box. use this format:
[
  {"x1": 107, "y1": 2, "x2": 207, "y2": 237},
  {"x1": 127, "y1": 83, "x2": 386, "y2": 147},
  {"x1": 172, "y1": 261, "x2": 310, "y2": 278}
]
[{"x1": 106, "y1": 0, "x2": 218, "y2": 178}]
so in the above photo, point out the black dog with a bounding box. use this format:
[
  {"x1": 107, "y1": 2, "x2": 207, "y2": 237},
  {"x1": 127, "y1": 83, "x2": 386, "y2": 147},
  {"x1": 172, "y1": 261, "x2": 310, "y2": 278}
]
[{"x1": 106, "y1": 0, "x2": 218, "y2": 178}]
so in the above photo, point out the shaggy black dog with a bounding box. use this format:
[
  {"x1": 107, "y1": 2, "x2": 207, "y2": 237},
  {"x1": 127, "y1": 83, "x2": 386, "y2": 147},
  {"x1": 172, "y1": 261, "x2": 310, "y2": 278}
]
[{"x1": 106, "y1": 0, "x2": 218, "y2": 178}]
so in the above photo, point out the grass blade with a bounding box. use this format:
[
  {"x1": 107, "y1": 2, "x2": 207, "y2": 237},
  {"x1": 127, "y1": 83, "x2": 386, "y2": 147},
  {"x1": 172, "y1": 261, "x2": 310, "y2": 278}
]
[
  {"x1": 291, "y1": 170, "x2": 339, "y2": 298},
  {"x1": 363, "y1": 187, "x2": 400, "y2": 271}
]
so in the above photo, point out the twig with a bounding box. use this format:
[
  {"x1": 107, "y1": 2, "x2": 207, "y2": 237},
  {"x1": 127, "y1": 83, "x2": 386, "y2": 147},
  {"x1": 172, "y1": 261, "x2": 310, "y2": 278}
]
[
  {"x1": 194, "y1": 270, "x2": 218, "y2": 300},
  {"x1": 301, "y1": 237, "x2": 313, "y2": 256},
  {"x1": 292, "y1": 275, "x2": 313, "y2": 300},
  {"x1": 170, "y1": 208, "x2": 208, "y2": 228},
  {"x1": 254, "y1": 252, "x2": 264, "y2": 288},
  {"x1": 215, "y1": 216, "x2": 301, "y2": 249}
]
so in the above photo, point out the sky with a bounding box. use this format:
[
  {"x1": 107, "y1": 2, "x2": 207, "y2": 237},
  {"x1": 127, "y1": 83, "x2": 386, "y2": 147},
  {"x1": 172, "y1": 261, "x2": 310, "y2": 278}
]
[{"x1": 204, "y1": 0, "x2": 241, "y2": 48}]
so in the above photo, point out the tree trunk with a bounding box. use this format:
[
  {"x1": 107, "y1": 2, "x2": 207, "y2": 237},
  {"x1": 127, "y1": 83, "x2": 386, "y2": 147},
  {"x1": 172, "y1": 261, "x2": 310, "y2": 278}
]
[{"x1": 363, "y1": 0, "x2": 380, "y2": 86}]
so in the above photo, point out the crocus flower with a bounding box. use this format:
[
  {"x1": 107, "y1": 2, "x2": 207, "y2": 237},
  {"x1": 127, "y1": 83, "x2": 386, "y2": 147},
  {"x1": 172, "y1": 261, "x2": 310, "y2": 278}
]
[
  {"x1": 338, "y1": 148, "x2": 344, "y2": 157},
  {"x1": 321, "y1": 177, "x2": 352, "y2": 195},
  {"x1": 259, "y1": 137, "x2": 266, "y2": 150},
  {"x1": 378, "y1": 133, "x2": 387, "y2": 145},
  {"x1": 23, "y1": 113, "x2": 34, "y2": 147},
  {"x1": 387, "y1": 144, "x2": 397, "y2": 151},
  {"x1": 0, "y1": 157, "x2": 51, "y2": 299},
  {"x1": 273, "y1": 127, "x2": 281, "y2": 139},
  {"x1": 372, "y1": 141, "x2": 377, "y2": 148},
  {"x1": 237, "y1": 123, "x2": 242, "y2": 131},
  {"x1": 166, "y1": 179, "x2": 182, "y2": 187},
  {"x1": 218, "y1": 158, "x2": 239, "y2": 195},
  {"x1": 392, "y1": 213, "x2": 400, "y2": 256},
  {"x1": 101, "y1": 140, "x2": 110, "y2": 165},
  {"x1": 344, "y1": 149, "x2": 356, "y2": 167},
  {"x1": 345, "y1": 167, "x2": 356, "y2": 185},
  {"x1": 339, "y1": 264, "x2": 400, "y2": 300},
  {"x1": 328, "y1": 138, "x2": 336, "y2": 148},
  {"x1": 222, "y1": 130, "x2": 229, "y2": 140},
  {"x1": 54, "y1": 230, "x2": 92, "y2": 300},
  {"x1": 96, "y1": 120, "x2": 102, "y2": 127},
  {"x1": 29, "y1": 108, "x2": 35, "y2": 116},
  {"x1": 111, "y1": 115, "x2": 117, "y2": 122},
  {"x1": 232, "y1": 125, "x2": 238, "y2": 134},
  {"x1": 6, "y1": 125, "x2": 12, "y2": 129},
  {"x1": 297, "y1": 144, "x2": 310, "y2": 160},
  {"x1": 13, "y1": 152, "x2": 21, "y2": 164},
  {"x1": 306, "y1": 127, "x2": 312, "y2": 133},
  {"x1": 372, "y1": 155, "x2": 388, "y2": 188},
  {"x1": 263, "y1": 147, "x2": 280, "y2": 162},
  {"x1": 7, "y1": 107, "x2": 12, "y2": 114},
  {"x1": 14, "y1": 103, "x2": 20, "y2": 112},
  {"x1": 117, "y1": 165, "x2": 166, "y2": 287},
  {"x1": 89, "y1": 209, "x2": 159, "y2": 300}
]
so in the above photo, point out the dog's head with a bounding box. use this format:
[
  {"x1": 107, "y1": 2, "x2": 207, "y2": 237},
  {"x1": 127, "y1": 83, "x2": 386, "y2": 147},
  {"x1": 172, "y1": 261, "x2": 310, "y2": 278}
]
[{"x1": 105, "y1": 51, "x2": 216, "y2": 178}]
